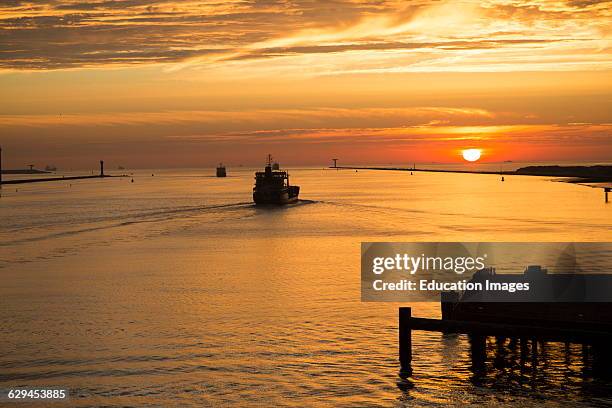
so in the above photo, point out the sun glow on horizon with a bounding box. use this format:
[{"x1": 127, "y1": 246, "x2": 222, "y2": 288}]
[
  {"x1": 462, "y1": 149, "x2": 482, "y2": 162},
  {"x1": 0, "y1": 1, "x2": 610, "y2": 167}
]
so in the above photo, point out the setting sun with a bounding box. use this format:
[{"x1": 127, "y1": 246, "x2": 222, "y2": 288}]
[{"x1": 462, "y1": 149, "x2": 482, "y2": 162}]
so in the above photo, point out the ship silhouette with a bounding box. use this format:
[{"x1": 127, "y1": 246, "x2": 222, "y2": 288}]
[
  {"x1": 253, "y1": 155, "x2": 299, "y2": 205},
  {"x1": 216, "y1": 163, "x2": 227, "y2": 177}
]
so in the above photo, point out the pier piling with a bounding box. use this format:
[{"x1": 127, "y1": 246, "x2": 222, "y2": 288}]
[
  {"x1": 469, "y1": 334, "x2": 487, "y2": 373},
  {"x1": 399, "y1": 307, "x2": 412, "y2": 377},
  {"x1": 605, "y1": 187, "x2": 610, "y2": 203},
  {"x1": 520, "y1": 338, "x2": 528, "y2": 363}
]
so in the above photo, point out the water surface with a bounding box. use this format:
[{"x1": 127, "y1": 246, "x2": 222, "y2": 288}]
[{"x1": 1, "y1": 168, "x2": 611, "y2": 406}]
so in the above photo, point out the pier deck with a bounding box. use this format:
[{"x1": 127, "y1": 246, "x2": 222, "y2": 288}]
[{"x1": 399, "y1": 307, "x2": 612, "y2": 377}]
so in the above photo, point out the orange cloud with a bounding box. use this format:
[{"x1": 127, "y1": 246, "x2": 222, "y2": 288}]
[{"x1": 0, "y1": 0, "x2": 609, "y2": 73}]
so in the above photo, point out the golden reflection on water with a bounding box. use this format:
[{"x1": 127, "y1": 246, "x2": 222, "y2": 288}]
[{"x1": 0, "y1": 168, "x2": 610, "y2": 406}]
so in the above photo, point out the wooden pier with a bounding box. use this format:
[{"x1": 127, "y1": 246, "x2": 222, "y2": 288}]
[
  {"x1": 398, "y1": 306, "x2": 612, "y2": 377},
  {"x1": 1, "y1": 156, "x2": 126, "y2": 186}
]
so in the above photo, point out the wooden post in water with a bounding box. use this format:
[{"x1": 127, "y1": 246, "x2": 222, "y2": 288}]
[
  {"x1": 399, "y1": 307, "x2": 413, "y2": 377},
  {"x1": 605, "y1": 188, "x2": 610, "y2": 203},
  {"x1": 520, "y1": 338, "x2": 528, "y2": 363},
  {"x1": 470, "y1": 334, "x2": 487, "y2": 373},
  {"x1": 100, "y1": 160, "x2": 104, "y2": 177},
  {"x1": 0, "y1": 145, "x2": 3, "y2": 189}
]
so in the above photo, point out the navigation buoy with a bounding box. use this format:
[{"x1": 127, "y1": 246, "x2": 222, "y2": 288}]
[{"x1": 131, "y1": 178, "x2": 134, "y2": 183}]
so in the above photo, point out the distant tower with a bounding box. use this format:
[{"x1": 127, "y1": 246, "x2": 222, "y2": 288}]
[
  {"x1": 28, "y1": 164, "x2": 34, "y2": 170},
  {"x1": 100, "y1": 160, "x2": 104, "y2": 176},
  {"x1": 332, "y1": 158, "x2": 338, "y2": 168}
]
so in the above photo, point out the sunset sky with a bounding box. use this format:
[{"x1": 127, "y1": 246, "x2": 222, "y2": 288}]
[{"x1": 1, "y1": 0, "x2": 610, "y2": 169}]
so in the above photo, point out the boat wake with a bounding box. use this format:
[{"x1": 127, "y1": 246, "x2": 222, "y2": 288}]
[
  {"x1": 1, "y1": 202, "x2": 255, "y2": 244},
  {"x1": 0, "y1": 199, "x2": 327, "y2": 270},
  {"x1": 251, "y1": 199, "x2": 318, "y2": 209}
]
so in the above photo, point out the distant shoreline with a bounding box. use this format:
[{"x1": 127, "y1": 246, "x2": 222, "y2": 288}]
[{"x1": 331, "y1": 165, "x2": 612, "y2": 182}]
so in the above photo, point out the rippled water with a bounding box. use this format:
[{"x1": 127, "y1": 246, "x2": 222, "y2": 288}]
[{"x1": 1, "y1": 168, "x2": 611, "y2": 406}]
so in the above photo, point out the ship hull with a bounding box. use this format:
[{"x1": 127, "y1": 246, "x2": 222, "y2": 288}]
[{"x1": 253, "y1": 186, "x2": 299, "y2": 205}]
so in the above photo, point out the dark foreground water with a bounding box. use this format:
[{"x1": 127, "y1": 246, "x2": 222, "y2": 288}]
[{"x1": 1, "y1": 168, "x2": 611, "y2": 406}]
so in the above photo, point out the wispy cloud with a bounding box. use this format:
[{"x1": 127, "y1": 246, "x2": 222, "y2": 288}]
[
  {"x1": 0, "y1": 106, "x2": 497, "y2": 129},
  {"x1": 1, "y1": 2, "x2": 610, "y2": 167},
  {"x1": 2, "y1": 106, "x2": 609, "y2": 148},
  {"x1": 0, "y1": 0, "x2": 609, "y2": 72}
]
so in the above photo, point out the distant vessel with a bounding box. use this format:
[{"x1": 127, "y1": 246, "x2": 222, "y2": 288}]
[
  {"x1": 253, "y1": 155, "x2": 299, "y2": 205},
  {"x1": 216, "y1": 163, "x2": 227, "y2": 177}
]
